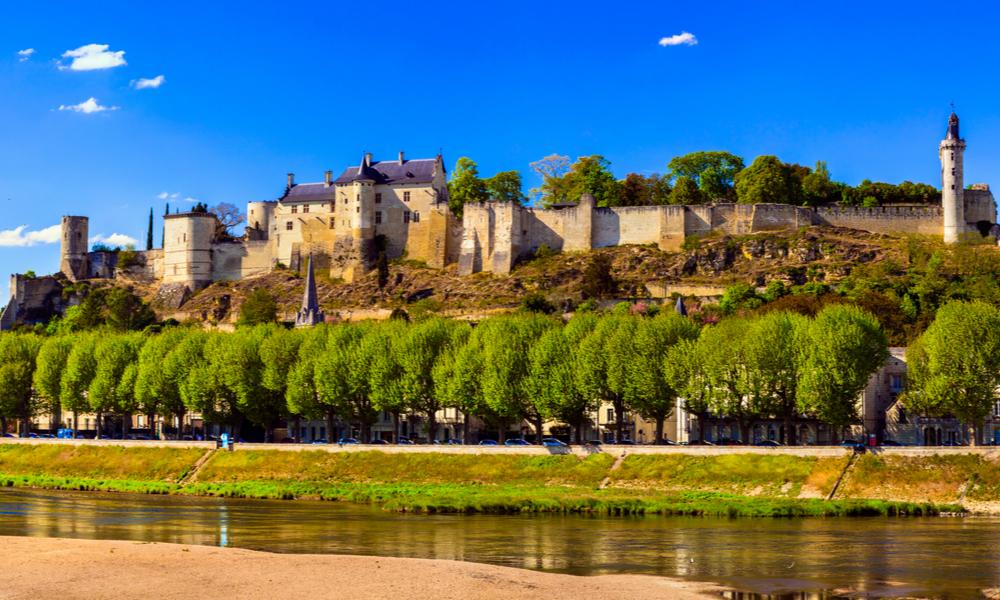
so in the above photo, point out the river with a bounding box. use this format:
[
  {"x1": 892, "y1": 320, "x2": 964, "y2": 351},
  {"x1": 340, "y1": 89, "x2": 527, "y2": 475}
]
[{"x1": 0, "y1": 487, "x2": 995, "y2": 599}]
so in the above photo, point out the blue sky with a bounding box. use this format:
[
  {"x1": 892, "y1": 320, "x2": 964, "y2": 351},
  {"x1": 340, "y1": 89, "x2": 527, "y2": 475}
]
[{"x1": 2, "y1": 0, "x2": 999, "y2": 296}]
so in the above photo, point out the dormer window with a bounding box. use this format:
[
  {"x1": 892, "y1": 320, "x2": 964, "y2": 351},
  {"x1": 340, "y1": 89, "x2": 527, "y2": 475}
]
[
  {"x1": 403, "y1": 191, "x2": 411, "y2": 202},
  {"x1": 303, "y1": 205, "x2": 310, "y2": 214},
  {"x1": 291, "y1": 205, "x2": 298, "y2": 214}
]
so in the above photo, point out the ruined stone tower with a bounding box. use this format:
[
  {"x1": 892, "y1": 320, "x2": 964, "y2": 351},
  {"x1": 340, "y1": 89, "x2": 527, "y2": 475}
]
[
  {"x1": 940, "y1": 112, "x2": 966, "y2": 244},
  {"x1": 60, "y1": 216, "x2": 89, "y2": 281}
]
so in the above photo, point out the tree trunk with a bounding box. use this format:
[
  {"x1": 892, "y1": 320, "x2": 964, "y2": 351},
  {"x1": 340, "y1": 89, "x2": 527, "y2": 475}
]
[
  {"x1": 96, "y1": 412, "x2": 103, "y2": 439},
  {"x1": 575, "y1": 420, "x2": 584, "y2": 445},
  {"x1": 740, "y1": 422, "x2": 751, "y2": 445},
  {"x1": 698, "y1": 412, "x2": 708, "y2": 443},
  {"x1": 614, "y1": 398, "x2": 625, "y2": 443},
  {"x1": 970, "y1": 422, "x2": 979, "y2": 447},
  {"x1": 72, "y1": 414, "x2": 78, "y2": 439},
  {"x1": 498, "y1": 421, "x2": 507, "y2": 444},
  {"x1": 392, "y1": 412, "x2": 400, "y2": 442},
  {"x1": 534, "y1": 415, "x2": 544, "y2": 443},
  {"x1": 122, "y1": 413, "x2": 131, "y2": 439},
  {"x1": 784, "y1": 411, "x2": 796, "y2": 446},
  {"x1": 292, "y1": 415, "x2": 301, "y2": 443},
  {"x1": 326, "y1": 411, "x2": 335, "y2": 443},
  {"x1": 147, "y1": 412, "x2": 156, "y2": 439},
  {"x1": 655, "y1": 417, "x2": 665, "y2": 445},
  {"x1": 463, "y1": 412, "x2": 470, "y2": 444},
  {"x1": 51, "y1": 402, "x2": 62, "y2": 432},
  {"x1": 427, "y1": 408, "x2": 438, "y2": 444},
  {"x1": 0, "y1": 416, "x2": 6, "y2": 436}
]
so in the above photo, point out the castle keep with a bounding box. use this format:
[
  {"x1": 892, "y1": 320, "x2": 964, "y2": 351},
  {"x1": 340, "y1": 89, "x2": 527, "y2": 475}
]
[{"x1": 0, "y1": 114, "x2": 995, "y2": 329}]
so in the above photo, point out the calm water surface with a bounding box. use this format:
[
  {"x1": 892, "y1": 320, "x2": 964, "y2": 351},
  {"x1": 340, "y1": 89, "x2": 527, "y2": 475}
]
[{"x1": 0, "y1": 487, "x2": 996, "y2": 599}]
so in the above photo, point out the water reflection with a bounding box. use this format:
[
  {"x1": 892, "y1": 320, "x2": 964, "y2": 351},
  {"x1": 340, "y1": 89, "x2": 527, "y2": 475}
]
[{"x1": 0, "y1": 488, "x2": 995, "y2": 598}]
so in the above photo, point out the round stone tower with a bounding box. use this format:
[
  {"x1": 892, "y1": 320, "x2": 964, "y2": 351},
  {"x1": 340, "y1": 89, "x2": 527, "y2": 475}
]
[
  {"x1": 60, "y1": 216, "x2": 89, "y2": 281},
  {"x1": 162, "y1": 212, "x2": 216, "y2": 289},
  {"x1": 940, "y1": 112, "x2": 966, "y2": 244}
]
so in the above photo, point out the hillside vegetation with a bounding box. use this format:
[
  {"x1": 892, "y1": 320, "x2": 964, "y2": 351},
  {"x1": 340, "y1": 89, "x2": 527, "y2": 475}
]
[{"x1": 0, "y1": 444, "x2": 975, "y2": 517}]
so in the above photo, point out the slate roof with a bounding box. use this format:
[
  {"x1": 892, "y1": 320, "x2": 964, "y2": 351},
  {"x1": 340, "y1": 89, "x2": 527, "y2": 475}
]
[
  {"x1": 282, "y1": 183, "x2": 336, "y2": 202},
  {"x1": 333, "y1": 158, "x2": 438, "y2": 185}
]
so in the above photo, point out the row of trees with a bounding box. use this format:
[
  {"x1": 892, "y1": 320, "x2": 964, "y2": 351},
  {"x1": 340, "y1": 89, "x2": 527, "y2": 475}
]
[
  {"x1": 0, "y1": 305, "x2": 890, "y2": 444},
  {"x1": 449, "y1": 153, "x2": 942, "y2": 214}
]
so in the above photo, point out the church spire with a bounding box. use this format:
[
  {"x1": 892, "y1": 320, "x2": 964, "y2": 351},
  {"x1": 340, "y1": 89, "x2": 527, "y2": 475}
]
[{"x1": 295, "y1": 254, "x2": 324, "y2": 328}]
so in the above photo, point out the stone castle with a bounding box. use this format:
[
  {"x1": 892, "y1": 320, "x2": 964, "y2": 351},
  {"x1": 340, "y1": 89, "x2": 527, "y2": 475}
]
[{"x1": 0, "y1": 113, "x2": 995, "y2": 329}]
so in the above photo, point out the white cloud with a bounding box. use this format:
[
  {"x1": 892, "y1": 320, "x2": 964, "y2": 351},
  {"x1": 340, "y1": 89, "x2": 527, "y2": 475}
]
[
  {"x1": 17, "y1": 48, "x2": 35, "y2": 62},
  {"x1": 58, "y1": 97, "x2": 119, "y2": 114},
  {"x1": 658, "y1": 32, "x2": 698, "y2": 47},
  {"x1": 132, "y1": 75, "x2": 165, "y2": 90},
  {"x1": 182, "y1": 196, "x2": 199, "y2": 203},
  {"x1": 0, "y1": 224, "x2": 61, "y2": 247},
  {"x1": 90, "y1": 233, "x2": 139, "y2": 248},
  {"x1": 60, "y1": 43, "x2": 126, "y2": 71}
]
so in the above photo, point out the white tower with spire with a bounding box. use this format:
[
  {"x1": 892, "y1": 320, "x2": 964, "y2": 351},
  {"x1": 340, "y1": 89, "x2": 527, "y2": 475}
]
[{"x1": 940, "y1": 111, "x2": 966, "y2": 244}]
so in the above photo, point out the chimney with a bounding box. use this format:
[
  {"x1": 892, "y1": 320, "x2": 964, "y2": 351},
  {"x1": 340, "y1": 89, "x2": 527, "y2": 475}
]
[
  {"x1": 324, "y1": 170, "x2": 332, "y2": 186},
  {"x1": 287, "y1": 173, "x2": 295, "y2": 189},
  {"x1": 398, "y1": 151, "x2": 405, "y2": 165},
  {"x1": 364, "y1": 152, "x2": 373, "y2": 167}
]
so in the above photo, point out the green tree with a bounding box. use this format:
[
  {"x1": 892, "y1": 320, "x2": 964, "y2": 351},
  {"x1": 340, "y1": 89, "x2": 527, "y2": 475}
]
[
  {"x1": 238, "y1": 289, "x2": 278, "y2": 327},
  {"x1": 669, "y1": 175, "x2": 703, "y2": 205},
  {"x1": 0, "y1": 333, "x2": 43, "y2": 435},
  {"x1": 447, "y1": 157, "x2": 489, "y2": 218},
  {"x1": 700, "y1": 318, "x2": 765, "y2": 442},
  {"x1": 89, "y1": 332, "x2": 144, "y2": 438},
  {"x1": 135, "y1": 328, "x2": 192, "y2": 439},
  {"x1": 667, "y1": 151, "x2": 744, "y2": 200},
  {"x1": 624, "y1": 314, "x2": 700, "y2": 444},
  {"x1": 576, "y1": 315, "x2": 632, "y2": 442},
  {"x1": 735, "y1": 155, "x2": 806, "y2": 205},
  {"x1": 798, "y1": 305, "x2": 888, "y2": 437},
  {"x1": 104, "y1": 287, "x2": 156, "y2": 331},
  {"x1": 431, "y1": 324, "x2": 477, "y2": 442},
  {"x1": 61, "y1": 334, "x2": 100, "y2": 434},
  {"x1": 33, "y1": 336, "x2": 74, "y2": 433},
  {"x1": 315, "y1": 323, "x2": 368, "y2": 441},
  {"x1": 905, "y1": 301, "x2": 1000, "y2": 445},
  {"x1": 285, "y1": 325, "x2": 330, "y2": 440},
  {"x1": 667, "y1": 338, "x2": 713, "y2": 442},
  {"x1": 801, "y1": 160, "x2": 841, "y2": 206},
  {"x1": 146, "y1": 207, "x2": 154, "y2": 251},
  {"x1": 365, "y1": 320, "x2": 408, "y2": 440},
  {"x1": 742, "y1": 311, "x2": 809, "y2": 444},
  {"x1": 480, "y1": 315, "x2": 554, "y2": 441},
  {"x1": 485, "y1": 170, "x2": 526, "y2": 204},
  {"x1": 395, "y1": 318, "x2": 466, "y2": 442}
]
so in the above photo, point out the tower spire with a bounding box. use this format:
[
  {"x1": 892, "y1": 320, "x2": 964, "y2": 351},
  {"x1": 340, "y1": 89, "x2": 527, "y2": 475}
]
[{"x1": 295, "y1": 254, "x2": 324, "y2": 328}]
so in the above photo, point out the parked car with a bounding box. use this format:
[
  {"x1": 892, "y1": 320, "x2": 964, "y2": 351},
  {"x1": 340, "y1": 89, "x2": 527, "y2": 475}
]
[
  {"x1": 583, "y1": 439, "x2": 602, "y2": 447},
  {"x1": 338, "y1": 437, "x2": 360, "y2": 445},
  {"x1": 541, "y1": 438, "x2": 567, "y2": 448},
  {"x1": 369, "y1": 439, "x2": 389, "y2": 445},
  {"x1": 755, "y1": 440, "x2": 782, "y2": 447},
  {"x1": 880, "y1": 439, "x2": 904, "y2": 447},
  {"x1": 478, "y1": 439, "x2": 499, "y2": 446},
  {"x1": 434, "y1": 438, "x2": 463, "y2": 445},
  {"x1": 1, "y1": 433, "x2": 15, "y2": 438},
  {"x1": 840, "y1": 439, "x2": 866, "y2": 451},
  {"x1": 311, "y1": 438, "x2": 329, "y2": 444},
  {"x1": 504, "y1": 438, "x2": 531, "y2": 446},
  {"x1": 397, "y1": 437, "x2": 415, "y2": 445}
]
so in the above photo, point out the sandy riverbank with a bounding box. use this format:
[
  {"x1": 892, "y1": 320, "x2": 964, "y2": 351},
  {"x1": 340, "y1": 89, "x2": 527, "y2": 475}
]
[{"x1": 0, "y1": 536, "x2": 721, "y2": 600}]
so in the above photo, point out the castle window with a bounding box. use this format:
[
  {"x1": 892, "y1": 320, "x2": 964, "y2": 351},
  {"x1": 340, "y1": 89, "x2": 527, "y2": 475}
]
[
  {"x1": 291, "y1": 205, "x2": 298, "y2": 214},
  {"x1": 952, "y1": 169, "x2": 956, "y2": 177},
  {"x1": 413, "y1": 211, "x2": 420, "y2": 223},
  {"x1": 375, "y1": 211, "x2": 382, "y2": 224},
  {"x1": 329, "y1": 218, "x2": 335, "y2": 229},
  {"x1": 183, "y1": 234, "x2": 187, "y2": 242},
  {"x1": 330, "y1": 201, "x2": 335, "y2": 211},
  {"x1": 375, "y1": 193, "x2": 382, "y2": 204},
  {"x1": 403, "y1": 191, "x2": 411, "y2": 202},
  {"x1": 286, "y1": 221, "x2": 293, "y2": 230},
  {"x1": 403, "y1": 211, "x2": 411, "y2": 224},
  {"x1": 356, "y1": 206, "x2": 360, "y2": 213},
  {"x1": 952, "y1": 185, "x2": 956, "y2": 190},
  {"x1": 303, "y1": 205, "x2": 309, "y2": 214}
]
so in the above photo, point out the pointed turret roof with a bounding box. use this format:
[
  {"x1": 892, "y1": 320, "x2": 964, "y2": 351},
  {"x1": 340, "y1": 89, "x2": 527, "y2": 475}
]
[
  {"x1": 947, "y1": 112, "x2": 961, "y2": 140},
  {"x1": 675, "y1": 296, "x2": 688, "y2": 317},
  {"x1": 295, "y1": 255, "x2": 324, "y2": 328}
]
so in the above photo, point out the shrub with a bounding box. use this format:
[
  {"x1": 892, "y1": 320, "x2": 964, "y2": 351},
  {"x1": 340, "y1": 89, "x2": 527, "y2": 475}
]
[
  {"x1": 580, "y1": 254, "x2": 616, "y2": 299},
  {"x1": 521, "y1": 292, "x2": 556, "y2": 314}
]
